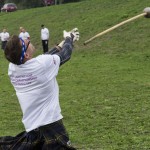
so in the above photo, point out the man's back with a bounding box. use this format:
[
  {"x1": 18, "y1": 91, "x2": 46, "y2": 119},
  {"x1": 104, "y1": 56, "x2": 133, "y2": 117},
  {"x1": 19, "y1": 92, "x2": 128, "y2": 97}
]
[{"x1": 8, "y1": 54, "x2": 62, "y2": 132}]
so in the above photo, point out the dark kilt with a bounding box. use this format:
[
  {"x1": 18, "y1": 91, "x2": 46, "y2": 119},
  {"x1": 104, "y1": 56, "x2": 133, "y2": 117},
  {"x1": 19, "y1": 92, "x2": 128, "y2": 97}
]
[{"x1": 0, "y1": 120, "x2": 76, "y2": 150}]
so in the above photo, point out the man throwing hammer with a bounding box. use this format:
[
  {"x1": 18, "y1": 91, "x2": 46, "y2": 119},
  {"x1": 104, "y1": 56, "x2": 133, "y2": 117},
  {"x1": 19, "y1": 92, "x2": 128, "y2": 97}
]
[{"x1": 0, "y1": 28, "x2": 79, "y2": 149}]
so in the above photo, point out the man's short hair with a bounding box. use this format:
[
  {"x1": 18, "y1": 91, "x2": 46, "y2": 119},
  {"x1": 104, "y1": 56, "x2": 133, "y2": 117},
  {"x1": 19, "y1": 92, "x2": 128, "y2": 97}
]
[
  {"x1": 5, "y1": 35, "x2": 22, "y2": 65},
  {"x1": 41, "y1": 24, "x2": 44, "y2": 28}
]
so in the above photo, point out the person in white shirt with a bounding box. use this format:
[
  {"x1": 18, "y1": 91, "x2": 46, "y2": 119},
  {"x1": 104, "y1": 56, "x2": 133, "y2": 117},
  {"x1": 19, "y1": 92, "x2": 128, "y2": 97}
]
[
  {"x1": 19, "y1": 27, "x2": 30, "y2": 40},
  {"x1": 0, "y1": 28, "x2": 79, "y2": 149},
  {"x1": 41, "y1": 24, "x2": 49, "y2": 53},
  {"x1": 0, "y1": 28, "x2": 10, "y2": 50}
]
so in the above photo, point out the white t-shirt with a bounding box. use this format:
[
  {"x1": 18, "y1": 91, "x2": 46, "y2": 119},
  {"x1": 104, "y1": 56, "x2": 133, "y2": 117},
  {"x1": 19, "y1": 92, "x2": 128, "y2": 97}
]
[
  {"x1": 8, "y1": 54, "x2": 63, "y2": 132},
  {"x1": 41, "y1": 28, "x2": 49, "y2": 40},
  {"x1": 0, "y1": 32, "x2": 10, "y2": 41},
  {"x1": 19, "y1": 32, "x2": 30, "y2": 40}
]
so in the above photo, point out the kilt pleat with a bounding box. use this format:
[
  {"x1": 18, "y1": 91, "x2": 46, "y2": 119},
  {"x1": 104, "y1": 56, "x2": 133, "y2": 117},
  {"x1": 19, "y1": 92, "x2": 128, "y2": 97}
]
[{"x1": 0, "y1": 120, "x2": 76, "y2": 150}]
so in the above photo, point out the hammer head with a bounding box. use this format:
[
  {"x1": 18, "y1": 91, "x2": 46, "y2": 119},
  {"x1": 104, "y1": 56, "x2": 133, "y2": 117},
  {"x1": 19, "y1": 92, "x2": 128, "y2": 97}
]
[{"x1": 143, "y1": 7, "x2": 150, "y2": 18}]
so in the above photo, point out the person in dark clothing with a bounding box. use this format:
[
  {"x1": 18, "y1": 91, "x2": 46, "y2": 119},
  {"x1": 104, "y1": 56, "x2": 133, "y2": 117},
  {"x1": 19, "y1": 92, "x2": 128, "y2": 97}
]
[{"x1": 41, "y1": 24, "x2": 49, "y2": 53}]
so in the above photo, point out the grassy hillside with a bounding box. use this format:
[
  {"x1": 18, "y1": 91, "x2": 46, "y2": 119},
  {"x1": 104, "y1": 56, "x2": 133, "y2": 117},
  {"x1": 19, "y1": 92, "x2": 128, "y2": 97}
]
[{"x1": 0, "y1": 0, "x2": 150, "y2": 149}]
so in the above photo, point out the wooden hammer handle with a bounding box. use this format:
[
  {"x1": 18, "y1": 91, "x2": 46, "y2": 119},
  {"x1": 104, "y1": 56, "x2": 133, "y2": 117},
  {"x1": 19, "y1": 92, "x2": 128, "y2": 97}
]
[{"x1": 84, "y1": 12, "x2": 146, "y2": 45}]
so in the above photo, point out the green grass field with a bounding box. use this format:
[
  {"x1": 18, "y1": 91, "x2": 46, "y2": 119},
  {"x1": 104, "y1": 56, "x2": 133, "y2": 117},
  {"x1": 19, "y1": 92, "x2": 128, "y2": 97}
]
[{"x1": 0, "y1": 0, "x2": 150, "y2": 149}]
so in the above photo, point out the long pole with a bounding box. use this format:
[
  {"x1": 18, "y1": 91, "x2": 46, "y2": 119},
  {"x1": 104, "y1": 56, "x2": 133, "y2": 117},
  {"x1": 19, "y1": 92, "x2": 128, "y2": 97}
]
[{"x1": 84, "y1": 12, "x2": 146, "y2": 45}]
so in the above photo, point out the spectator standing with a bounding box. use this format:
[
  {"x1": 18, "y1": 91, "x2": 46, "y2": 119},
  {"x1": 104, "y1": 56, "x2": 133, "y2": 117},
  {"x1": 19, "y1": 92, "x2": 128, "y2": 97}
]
[
  {"x1": 0, "y1": 28, "x2": 10, "y2": 50},
  {"x1": 41, "y1": 24, "x2": 49, "y2": 53},
  {"x1": 19, "y1": 27, "x2": 30, "y2": 40},
  {"x1": 19, "y1": 27, "x2": 23, "y2": 34}
]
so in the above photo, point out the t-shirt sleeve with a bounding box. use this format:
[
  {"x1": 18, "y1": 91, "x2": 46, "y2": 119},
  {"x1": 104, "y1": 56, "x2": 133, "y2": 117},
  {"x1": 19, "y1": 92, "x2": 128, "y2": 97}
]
[{"x1": 36, "y1": 54, "x2": 60, "y2": 79}]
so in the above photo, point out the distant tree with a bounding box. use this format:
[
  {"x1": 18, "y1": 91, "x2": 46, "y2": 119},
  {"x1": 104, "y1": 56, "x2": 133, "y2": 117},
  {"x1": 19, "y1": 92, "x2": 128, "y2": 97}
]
[
  {"x1": 64, "y1": 0, "x2": 80, "y2": 3},
  {"x1": 55, "y1": 0, "x2": 80, "y2": 5},
  {"x1": 2, "y1": 0, "x2": 81, "y2": 9},
  {"x1": 0, "y1": 0, "x2": 4, "y2": 6},
  {"x1": 59, "y1": 0, "x2": 64, "y2": 4},
  {"x1": 12, "y1": 0, "x2": 43, "y2": 9},
  {"x1": 26, "y1": 0, "x2": 43, "y2": 8}
]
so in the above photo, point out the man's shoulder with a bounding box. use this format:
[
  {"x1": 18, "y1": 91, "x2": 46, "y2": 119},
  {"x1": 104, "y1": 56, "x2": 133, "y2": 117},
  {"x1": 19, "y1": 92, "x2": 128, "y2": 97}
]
[
  {"x1": 36, "y1": 54, "x2": 52, "y2": 61},
  {"x1": 36, "y1": 54, "x2": 59, "y2": 64}
]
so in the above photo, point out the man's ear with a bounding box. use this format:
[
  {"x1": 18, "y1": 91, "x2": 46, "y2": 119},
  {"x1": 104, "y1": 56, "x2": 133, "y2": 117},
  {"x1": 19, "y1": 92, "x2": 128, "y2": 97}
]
[{"x1": 24, "y1": 52, "x2": 30, "y2": 59}]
